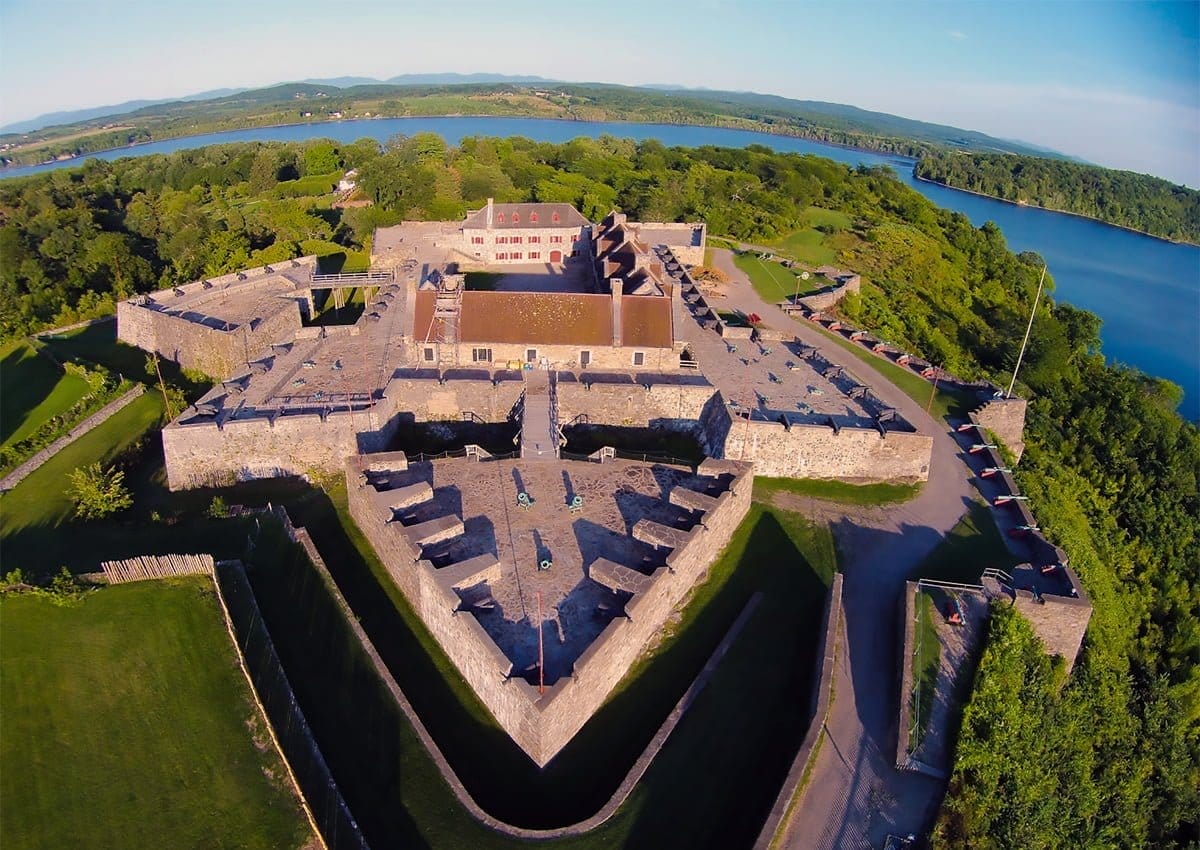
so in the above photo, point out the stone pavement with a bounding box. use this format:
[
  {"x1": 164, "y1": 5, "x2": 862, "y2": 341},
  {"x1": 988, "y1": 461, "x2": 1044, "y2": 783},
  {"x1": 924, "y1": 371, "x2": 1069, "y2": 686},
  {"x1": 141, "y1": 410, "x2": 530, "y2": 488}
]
[{"x1": 705, "y1": 249, "x2": 980, "y2": 848}]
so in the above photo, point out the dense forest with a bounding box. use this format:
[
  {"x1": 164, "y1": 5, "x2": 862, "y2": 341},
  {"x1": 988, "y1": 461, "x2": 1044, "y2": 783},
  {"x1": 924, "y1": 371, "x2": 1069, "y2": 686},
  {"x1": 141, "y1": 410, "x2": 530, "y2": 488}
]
[
  {"x1": 916, "y1": 150, "x2": 1200, "y2": 243},
  {"x1": 0, "y1": 137, "x2": 1195, "y2": 846}
]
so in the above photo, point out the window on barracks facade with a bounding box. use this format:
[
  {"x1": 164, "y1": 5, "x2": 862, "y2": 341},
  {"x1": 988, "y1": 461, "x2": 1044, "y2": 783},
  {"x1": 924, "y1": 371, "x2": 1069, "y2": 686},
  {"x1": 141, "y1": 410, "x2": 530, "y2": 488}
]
[{"x1": 472, "y1": 347, "x2": 492, "y2": 363}]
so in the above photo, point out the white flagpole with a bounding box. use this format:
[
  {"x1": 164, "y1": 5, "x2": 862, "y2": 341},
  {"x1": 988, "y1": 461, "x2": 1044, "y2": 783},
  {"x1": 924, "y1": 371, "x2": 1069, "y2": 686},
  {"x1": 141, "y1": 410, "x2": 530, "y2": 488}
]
[{"x1": 1007, "y1": 264, "x2": 1048, "y2": 399}]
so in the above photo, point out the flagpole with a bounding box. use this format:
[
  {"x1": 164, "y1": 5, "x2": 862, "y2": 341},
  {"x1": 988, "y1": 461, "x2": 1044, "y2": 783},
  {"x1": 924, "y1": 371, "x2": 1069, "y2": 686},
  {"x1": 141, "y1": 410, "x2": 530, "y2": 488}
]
[{"x1": 1007, "y1": 265, "x2": 1047, "y2": 399}]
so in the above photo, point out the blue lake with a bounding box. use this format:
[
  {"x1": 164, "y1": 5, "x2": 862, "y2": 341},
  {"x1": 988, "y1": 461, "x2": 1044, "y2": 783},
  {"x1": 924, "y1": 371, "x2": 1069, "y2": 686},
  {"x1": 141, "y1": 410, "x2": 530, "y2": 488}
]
[{"x1": 7, "y1": 116, "x2": 1198, "y2": 418}]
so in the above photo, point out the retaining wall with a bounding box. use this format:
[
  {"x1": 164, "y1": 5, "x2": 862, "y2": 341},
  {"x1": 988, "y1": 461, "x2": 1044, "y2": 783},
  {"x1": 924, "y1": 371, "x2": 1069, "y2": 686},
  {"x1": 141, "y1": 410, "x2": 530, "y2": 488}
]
[
  {"x1": 0, "y1": 384, "x2": 147, "y2": 492},
  {"x1": 215, "y1": 560, "x2": 367, "y2": 850},
  {"x1": 895, "y1": 580, "x2": 918, "y2": 770},
  {"x1": 555, "y1": 381, "x2": 715, "y2": 428},
  {"x1": 752, "y1": 572, "x2": 844, "y2": 850},
  {"x1": 969, "y1": 397, "x2": 1028, "y2": 462},
  {"x1": 162, "y1": 402, "x2": 401, "y2": 490},
  {"x1": 721, "y1": 417, "x2": 932, "y2": 482}
]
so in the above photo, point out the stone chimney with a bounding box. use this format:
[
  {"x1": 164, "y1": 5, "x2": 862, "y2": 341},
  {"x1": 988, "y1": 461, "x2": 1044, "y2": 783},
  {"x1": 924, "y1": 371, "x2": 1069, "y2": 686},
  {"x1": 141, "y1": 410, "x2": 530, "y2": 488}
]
[
  {"x1": 611, "y1": 278, "x2": 623, "y2": 347},
  {"x1": 486, "y1": 197, "x2": 494, "y2": 230}
]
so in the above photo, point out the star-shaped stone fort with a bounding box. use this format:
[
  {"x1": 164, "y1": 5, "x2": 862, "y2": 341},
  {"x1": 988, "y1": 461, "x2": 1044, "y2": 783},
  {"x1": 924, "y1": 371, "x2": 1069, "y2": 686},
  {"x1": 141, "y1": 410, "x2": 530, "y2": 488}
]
[{"x1": 117, "y1": 201, "x2": 936, "y2": 764}]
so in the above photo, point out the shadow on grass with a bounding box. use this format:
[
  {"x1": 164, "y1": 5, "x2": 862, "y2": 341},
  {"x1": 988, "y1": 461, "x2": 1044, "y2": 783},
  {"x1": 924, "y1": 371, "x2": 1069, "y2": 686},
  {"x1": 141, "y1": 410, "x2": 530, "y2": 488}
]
[
  {"x1": 908, "y1": 501, "x2": 1022, "y2": 585},
  {"x1": 248, "y1": 494, "x2": 834, "y2": 848}
]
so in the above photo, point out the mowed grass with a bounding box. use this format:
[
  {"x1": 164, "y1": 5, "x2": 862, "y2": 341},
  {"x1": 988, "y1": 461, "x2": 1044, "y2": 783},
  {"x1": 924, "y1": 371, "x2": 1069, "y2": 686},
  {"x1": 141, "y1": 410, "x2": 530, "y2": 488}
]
[
  {"x1": 0, "y1": 339, "x2": 91, "y2": 447},
  {"x1": 251, "y1": 490, "x2": 836, "y2": 848},
  {"x1": 754, "y1": 475, "x2": 922, "y2": 505},
  {"x1": 0, "y1": 392, "x2": 163, "y2": 537},
  {"x1": 910, "y1": 500, "x2": 1021, "y2": 585},
  {"x1": 0, "y1": 579, "x2": 311, "y2": 850},
  {"x1": 732, "y1": 251, "x2": 815, "y2": 305},
  {"x1": 767, "y1": 207, "x2": 851, "y2": 267},
  {"x1": 908, "y1": 590, "x2": 942, "y2": 751}
]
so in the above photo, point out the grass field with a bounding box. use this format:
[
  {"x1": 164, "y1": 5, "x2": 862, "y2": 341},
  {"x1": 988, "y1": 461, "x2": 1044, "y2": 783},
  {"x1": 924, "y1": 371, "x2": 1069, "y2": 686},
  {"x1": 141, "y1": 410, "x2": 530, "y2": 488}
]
[
  {"x1": 909, "y1": 501, "x2": 1021, "y2": 585},
  {"x1": 908, "y1": 590, "x2": 941, "y2": 752},
  {"x1": 766, "y1": 207, "x2": 851, "y2": 267},
  {"x1": 732, "y1": 251, "x2": 816, "y2": 305},
  {"x1": 0, "y1": 340, "x2": 92, "y2": 447},
  {"x1": 0, "y1": 579, "x2": 311, "y2": 850},
  {"x1": 249, "y1": 490, "x2": 836, "y2": 848},
  {"x1": 754, "y1": 475, "x2": 922, "y2": 505}
]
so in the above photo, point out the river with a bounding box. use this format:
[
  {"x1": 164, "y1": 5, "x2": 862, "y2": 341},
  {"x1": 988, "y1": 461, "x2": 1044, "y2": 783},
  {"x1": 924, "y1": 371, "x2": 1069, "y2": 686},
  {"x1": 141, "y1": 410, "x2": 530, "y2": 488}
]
[{"x1": 6, "y1": 116, "x2": 1198, "y2": 418}]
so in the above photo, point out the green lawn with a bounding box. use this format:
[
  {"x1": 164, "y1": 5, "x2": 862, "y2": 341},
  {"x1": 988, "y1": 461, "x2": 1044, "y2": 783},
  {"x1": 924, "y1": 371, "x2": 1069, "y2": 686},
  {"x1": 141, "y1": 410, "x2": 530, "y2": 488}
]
[
  {"x1": 312, "y1": 247, "x2": 371, "y2": 273},
  {"x1": 306, "y1": 286, "x2": 366, "y2": 326},
  {"x1": 0, "y1": 579, "x2": 311, "y2": 850},
  {"x1": 247, "y1": 490, "x2": 836, "y2": 848},
  {"x1": 0, "y1": 340, "x2": 91, "y2": 447},
  {"x1": 754, "y1": 475, "x2": 921, "y2": 505},
  {"x1": 0, "y1": 393, "x2": 163, "y2": 537},
  {"x1": 766, "y1": 207, "x2": 850, "y2": 267},
  {"x1": 908, "y1": 590, "x2": 941, "y2": 752},
  {"x1": 909, "y1": 500, "x2": 1022, "y2": 585},
  {"x1": 732, "y1": 251, "x2": 814, "y2": 305}
]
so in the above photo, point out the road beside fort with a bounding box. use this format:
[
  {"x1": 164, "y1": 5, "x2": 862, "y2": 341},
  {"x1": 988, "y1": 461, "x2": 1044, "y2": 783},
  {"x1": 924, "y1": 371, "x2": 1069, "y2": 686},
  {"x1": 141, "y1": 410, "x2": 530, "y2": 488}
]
[{"x1": 710, "y1": 248, "x2": 977, "y2": 847}]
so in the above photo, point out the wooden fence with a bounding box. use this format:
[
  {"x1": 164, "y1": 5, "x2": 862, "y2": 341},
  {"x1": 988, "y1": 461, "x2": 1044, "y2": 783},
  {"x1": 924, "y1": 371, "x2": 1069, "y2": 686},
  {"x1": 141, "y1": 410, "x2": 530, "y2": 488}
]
[{"x1": 101, "y1": 553, "x2": 214, "y2": 584}]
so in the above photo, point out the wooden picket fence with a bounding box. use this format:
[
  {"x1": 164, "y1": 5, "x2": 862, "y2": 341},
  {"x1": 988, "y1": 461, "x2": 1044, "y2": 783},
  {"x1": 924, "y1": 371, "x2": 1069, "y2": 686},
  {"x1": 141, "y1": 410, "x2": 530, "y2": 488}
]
[{"x1": 101, "y1": 553, "x2": 214, "y2": 584}]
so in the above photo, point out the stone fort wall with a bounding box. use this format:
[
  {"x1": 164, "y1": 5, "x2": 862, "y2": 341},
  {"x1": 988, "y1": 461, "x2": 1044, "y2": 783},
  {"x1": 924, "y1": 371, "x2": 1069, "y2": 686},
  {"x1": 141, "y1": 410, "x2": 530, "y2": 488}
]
[
  {"x1": 162, "y1": 401, "x2": 402, "y2": 490},
  {"x1": 118, "y1": 287, "x2": 307, "y2": 380},
  {"x1": 345, "y1": 458, "x2": 753, "y2": 766},
  {"x1": 162, "y1": 374, "x2": 933, "y2": 489},
  {"x1": 698, "y1": 394, "x2": 933, "y2": 483}
]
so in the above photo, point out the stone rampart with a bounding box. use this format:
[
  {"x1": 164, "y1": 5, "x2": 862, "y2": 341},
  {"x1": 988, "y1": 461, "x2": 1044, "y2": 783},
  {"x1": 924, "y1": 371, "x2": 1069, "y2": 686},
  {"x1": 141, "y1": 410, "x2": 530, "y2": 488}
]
[
  {"x1": 162, "y1": 403, "x2": 400, "y2": 490},
  {"x1": 384, "y1": 377, "x2": 524, "y2": 423},
  {"x1": 118, "y1": 298, "x2": 302, "y2": 379},
  {"x1": 345, "y1": 456, "x2": 753, "y2": 766},
  {"x1": 969, "y1": 397, "x2": 1028, "y2": 462},
  {"x1": 797, "y1": 274, "x2": 861, "y2": 312},
  {"x1": 555, "y1": 381, "x2": 716, "y2": 428},
  {"x1": 1010, "y1": 574, "x2": 1092, "y2": 665},
  {"x1": 721, "y1": 418, "x2": 932, "y2": 483}
]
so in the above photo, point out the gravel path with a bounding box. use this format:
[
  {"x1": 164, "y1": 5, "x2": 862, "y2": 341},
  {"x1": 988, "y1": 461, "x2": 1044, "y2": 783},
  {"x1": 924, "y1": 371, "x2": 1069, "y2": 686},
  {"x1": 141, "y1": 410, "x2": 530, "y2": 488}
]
[{"x1": 707, "y1": 248, "x2": 979, "y2": 847}]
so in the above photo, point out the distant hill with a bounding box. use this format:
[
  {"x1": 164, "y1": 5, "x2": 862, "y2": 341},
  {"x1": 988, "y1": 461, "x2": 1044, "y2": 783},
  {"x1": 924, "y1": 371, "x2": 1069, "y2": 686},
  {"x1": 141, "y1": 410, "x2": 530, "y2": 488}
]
[
  {"x1": 0, "y1": 77, "x2": 1075, "y2": 170},
  {"x1": 0, "y1": 88, "x2": 246, "y2": 134},
  {"x1": 299, "y1": 73, "x2": 560, "y2": 88}
]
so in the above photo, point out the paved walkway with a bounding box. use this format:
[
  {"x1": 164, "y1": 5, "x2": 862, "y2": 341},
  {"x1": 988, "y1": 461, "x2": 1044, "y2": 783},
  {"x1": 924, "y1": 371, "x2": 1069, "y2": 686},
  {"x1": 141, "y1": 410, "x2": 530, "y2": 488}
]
[
  {"x1": 704, "y1": 249, "x2": 978, "y2": 847},
  {"x1": 519, "y1": 369, "x2": 559, "y2": 460}
]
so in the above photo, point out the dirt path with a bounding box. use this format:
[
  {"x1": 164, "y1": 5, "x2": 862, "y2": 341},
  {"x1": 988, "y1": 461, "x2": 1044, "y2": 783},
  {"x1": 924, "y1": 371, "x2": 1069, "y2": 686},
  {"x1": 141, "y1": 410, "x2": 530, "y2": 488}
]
[{"x1": 707, "y1": 248, "x2": 979, "y2": 847}]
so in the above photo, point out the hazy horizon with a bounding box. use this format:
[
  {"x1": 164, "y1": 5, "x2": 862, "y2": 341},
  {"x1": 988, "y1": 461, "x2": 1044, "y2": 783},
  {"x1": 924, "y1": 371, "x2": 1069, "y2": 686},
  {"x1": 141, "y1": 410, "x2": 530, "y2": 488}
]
[{"x1": 1, "y1": 0, "x2": 1196, "y2": 186}]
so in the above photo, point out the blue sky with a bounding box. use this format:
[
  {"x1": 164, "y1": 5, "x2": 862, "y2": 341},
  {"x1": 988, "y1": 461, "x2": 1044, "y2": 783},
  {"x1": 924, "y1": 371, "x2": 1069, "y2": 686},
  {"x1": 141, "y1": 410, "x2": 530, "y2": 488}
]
[{"x1": 1, "y1": 0, "x2": 1196, "y2": 185}]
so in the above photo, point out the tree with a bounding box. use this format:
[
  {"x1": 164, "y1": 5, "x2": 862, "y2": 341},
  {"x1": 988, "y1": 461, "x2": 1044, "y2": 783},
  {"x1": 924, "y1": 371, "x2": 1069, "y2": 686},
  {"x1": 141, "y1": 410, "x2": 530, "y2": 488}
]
[{"x1": 67, "y1": 463, "x2": 133, "y2": 519}]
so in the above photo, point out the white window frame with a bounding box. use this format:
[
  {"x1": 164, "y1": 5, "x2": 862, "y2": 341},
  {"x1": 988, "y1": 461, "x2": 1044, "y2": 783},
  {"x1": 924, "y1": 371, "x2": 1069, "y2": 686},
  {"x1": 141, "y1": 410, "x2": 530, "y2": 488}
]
[
  {"x1": 632, "y1": 351, "x2": 645, "y2": 367},
  {"x1": 579, "y1": 349, "x2": 591, "y2": 367},
  {"x1": 423, "y1": 346, "x2": 436, "y2": 362},
  {"x1": 472, "y1": 347, "x2": 492, "y2": 363},
  {"x1": 525, "y1": 348, "x2": 538, "y2": 363}
]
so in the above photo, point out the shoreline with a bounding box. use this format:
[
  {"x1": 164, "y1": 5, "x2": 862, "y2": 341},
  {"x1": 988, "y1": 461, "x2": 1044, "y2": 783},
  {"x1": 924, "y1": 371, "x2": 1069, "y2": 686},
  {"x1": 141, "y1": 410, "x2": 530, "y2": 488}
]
[
  {"x1": 911, "y1": 173, "x2": 1197, "y2": 247},
  {"x1": 3, "y1": 111, "x2": 1192, "y2": 250},
  {"x1": 1, "y1": 112, "x2": 921, "y2": 176}
]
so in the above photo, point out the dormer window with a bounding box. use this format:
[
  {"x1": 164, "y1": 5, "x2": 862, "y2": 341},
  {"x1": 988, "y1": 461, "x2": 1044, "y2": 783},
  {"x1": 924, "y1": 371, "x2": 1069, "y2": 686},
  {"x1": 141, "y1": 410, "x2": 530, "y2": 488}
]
[
  {"x1": 497, "y1": 213, "x2": 505, "y2": 223},
  {"x1": 552, "y1": 212, "x2": 560, "y2": 223},
  {"x1": 530, "y1": 212, "x2": 538, "y2": 223},
  {"x1": 512, "y1": 212, "x2": 520, "y2": 224}
]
